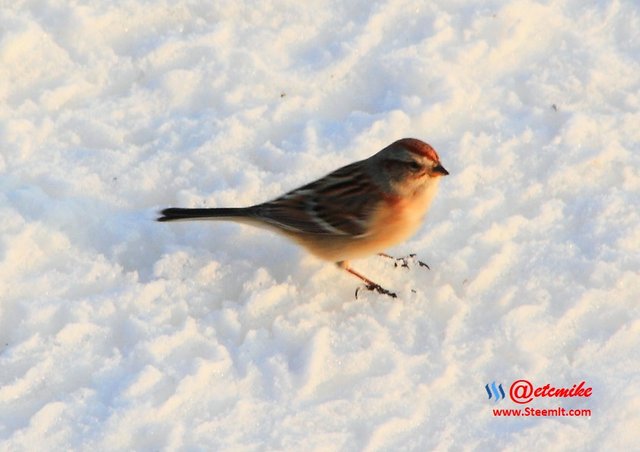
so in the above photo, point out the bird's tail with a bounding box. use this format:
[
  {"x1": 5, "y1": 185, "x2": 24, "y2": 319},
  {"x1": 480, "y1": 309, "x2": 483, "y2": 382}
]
[{"x1": 157, "y1": 207, "x2": 253, "y2": 222}]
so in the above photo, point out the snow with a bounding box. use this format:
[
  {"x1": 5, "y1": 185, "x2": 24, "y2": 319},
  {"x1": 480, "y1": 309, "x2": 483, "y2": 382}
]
[{"x1": 1, "y1": 0, "x2": 639, "y2": 450}]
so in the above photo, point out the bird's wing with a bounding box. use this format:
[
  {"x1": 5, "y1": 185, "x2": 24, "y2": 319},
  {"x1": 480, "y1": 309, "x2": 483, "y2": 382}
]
[{"x1": 254, "y1": 163, "x2": 382, "y2": 237}]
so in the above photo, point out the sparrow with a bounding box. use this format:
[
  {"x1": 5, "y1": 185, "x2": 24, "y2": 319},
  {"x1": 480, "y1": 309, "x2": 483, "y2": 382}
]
[{"x1": 158, "y1": 138, "x2": 448, "y2": 297}]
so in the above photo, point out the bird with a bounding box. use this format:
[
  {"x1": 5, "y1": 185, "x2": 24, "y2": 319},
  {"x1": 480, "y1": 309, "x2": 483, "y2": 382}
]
[{"x1": 158, "y1": 138, "x2": 449, "y2": 297}]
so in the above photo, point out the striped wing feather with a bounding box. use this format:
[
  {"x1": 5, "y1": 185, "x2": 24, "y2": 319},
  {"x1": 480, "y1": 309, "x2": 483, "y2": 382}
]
[{"x1": 255, "y1": 163, "x2": 380, "y2": 237}]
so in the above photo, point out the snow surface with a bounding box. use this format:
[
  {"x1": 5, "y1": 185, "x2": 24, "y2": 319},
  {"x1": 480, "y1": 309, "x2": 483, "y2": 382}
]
[{"x1": 1, "y1": 0, "x2": 639, "y2": 450}]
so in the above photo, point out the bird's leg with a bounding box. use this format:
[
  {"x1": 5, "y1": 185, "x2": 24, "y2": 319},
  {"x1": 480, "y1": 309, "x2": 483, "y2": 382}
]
[
  {"x1": 336, "y1": 261, "x2": 397, "y2": 299},
  {"x1": 377, "y1": 253, "x2": 430, "y2": 270}
]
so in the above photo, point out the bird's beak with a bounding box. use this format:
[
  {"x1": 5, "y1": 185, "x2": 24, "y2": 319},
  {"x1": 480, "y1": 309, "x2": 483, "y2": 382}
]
[{"x1": 433, "y1": 163, "x2": 449, "y2": 176}]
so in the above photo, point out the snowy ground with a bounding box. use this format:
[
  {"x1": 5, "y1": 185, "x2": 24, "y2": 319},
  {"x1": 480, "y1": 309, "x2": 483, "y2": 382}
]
[{"x1": 1, "y1": 0, "x2": 639, "y2": 450}]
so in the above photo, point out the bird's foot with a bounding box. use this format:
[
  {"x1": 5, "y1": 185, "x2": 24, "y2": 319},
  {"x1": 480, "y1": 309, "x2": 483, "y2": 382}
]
[
  {"x1": 378, "y1": 253, "x2": 430, "y2": 270},
  {"x1": 355, "y1": 283, "x2": 398, "y2": 299}
]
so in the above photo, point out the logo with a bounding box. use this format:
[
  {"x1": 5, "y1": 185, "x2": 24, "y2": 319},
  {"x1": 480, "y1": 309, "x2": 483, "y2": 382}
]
[
  {"x1": 485, "y1": 382, "x2": 506, "y2": 402},
  {"x1": 485, "y1": 379, "x2": 593, "y2": 404}
]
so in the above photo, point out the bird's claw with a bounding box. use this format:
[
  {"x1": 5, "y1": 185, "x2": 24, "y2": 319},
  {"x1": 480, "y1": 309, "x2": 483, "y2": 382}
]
[
  {"x1": 355, "y1": 284, "x2": 397, "y2": 299},
  {"x1": 384, "y1": 253, "x2": 430, "y2": 270}
]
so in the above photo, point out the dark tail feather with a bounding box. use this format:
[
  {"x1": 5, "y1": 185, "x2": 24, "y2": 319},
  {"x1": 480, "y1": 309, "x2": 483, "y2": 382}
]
[{"x1": 157, "y1": 207, "x2": 252, "y2": 222}]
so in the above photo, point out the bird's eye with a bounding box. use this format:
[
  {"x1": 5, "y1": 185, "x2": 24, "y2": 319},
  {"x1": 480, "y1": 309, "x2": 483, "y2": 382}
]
[{"x1": 408, "y1": 161, "x2": 422, "y2": 172}]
